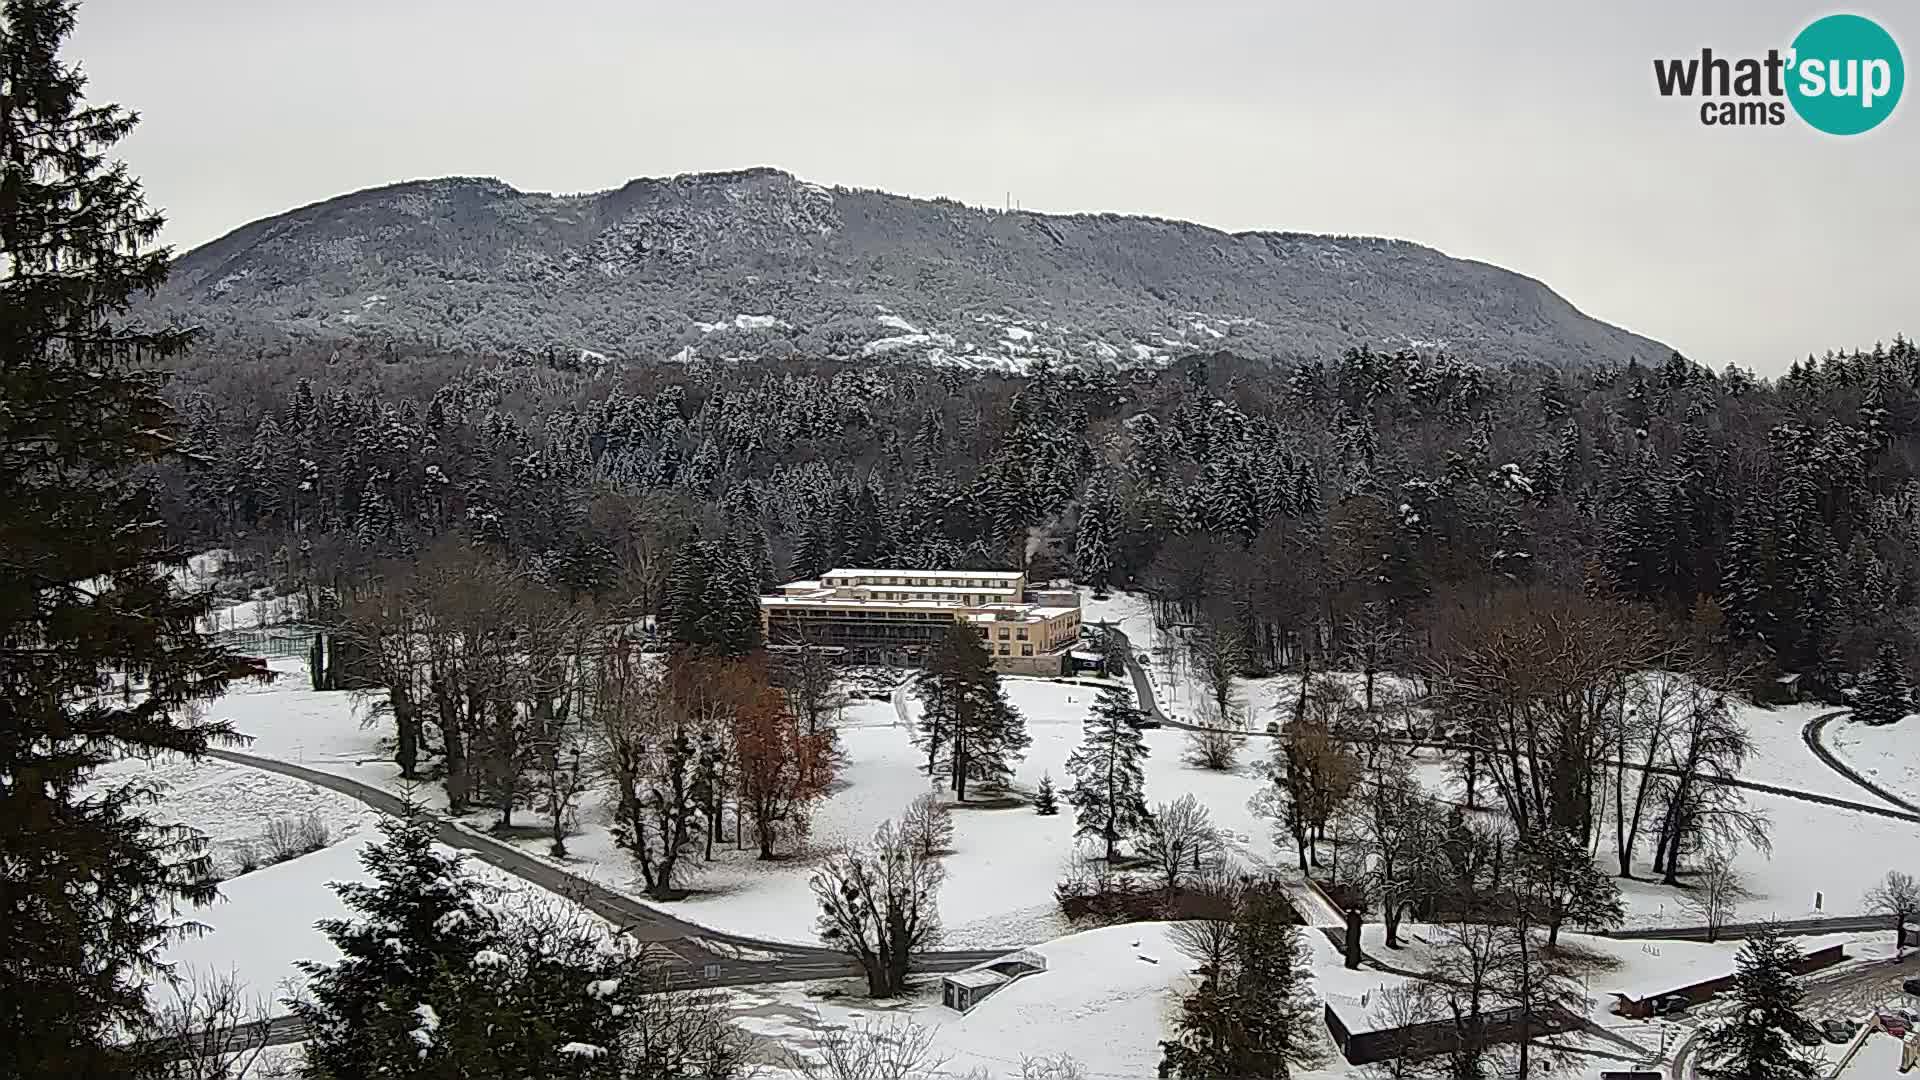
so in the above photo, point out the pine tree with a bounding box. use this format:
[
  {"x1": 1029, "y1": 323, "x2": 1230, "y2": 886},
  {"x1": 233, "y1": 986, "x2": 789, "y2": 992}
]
[
  {"x1": 1855, "y1": 642, "x2": 1914, "y2": 726},
  {"x1": 293, "y1": 803, "x2": 501, "y2": 1077},
  {"x1": 296, "y1": 804, "x2": 751, "y2": 1078},
  {"x1": 1160, "y1": 884, "x2": 1319, "y2": 1078},
  {"x1": 1075, "y1": 472, "x2": 1116, "y2": 591},
  {"x1": 0, "y1": 3, "x2": 246, "y2": 1071},
  {"x1": 1034, "y1": 772, "x2": 1059, "y2": 815},
  {"x1": 663, "y1": 538, "x2": 763, "y2": 658},
  {"x1": 921, "y1": 622, "x2": 1029, "y2": 801},
  {"x1": 1065, "y1": 683, "x2": 1152, "y2": 862},
  {"x1": 1694, "y1": 926, "x2": 1821, "y2": 1080}
]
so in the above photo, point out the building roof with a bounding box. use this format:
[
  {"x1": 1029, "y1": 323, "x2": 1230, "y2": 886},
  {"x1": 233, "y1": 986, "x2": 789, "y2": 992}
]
[
  {"x1": 943, "y1": 968, "x2": 1011, "y2": 990},
  {"x1": 856, "y1": 585, "x2": 1019, "y2": 595},
  {"x1": 823, "y1": 568, "x2": 1024, "y2": 581}
]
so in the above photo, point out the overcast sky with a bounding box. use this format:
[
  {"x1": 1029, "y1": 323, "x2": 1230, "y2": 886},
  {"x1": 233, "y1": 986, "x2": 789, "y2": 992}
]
[{"x1": 72, "y1": 0, "x2": 1914, "y2": 374}]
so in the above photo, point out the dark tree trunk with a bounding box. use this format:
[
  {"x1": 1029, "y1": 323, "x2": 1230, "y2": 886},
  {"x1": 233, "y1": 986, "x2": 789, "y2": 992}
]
[{"x1": 390, "y1": 683, "x2": 420, "y2": 779}]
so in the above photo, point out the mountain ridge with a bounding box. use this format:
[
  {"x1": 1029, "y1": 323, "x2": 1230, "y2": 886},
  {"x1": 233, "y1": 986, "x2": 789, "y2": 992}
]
[{"x1": 147, "y1": 166, "x2": 1671, "y2": 373}]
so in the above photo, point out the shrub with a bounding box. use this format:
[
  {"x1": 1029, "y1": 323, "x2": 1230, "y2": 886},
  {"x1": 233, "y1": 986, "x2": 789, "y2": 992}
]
[
  {"x1": 263, "y1": 811, "x2": 331, "y2": 863},
  {"x1": 1183, "y1": 721, "x2": 1240, "y2": 771},
  {"x1": 230, "y1": 840, "x2": 262, "y2": 876}
]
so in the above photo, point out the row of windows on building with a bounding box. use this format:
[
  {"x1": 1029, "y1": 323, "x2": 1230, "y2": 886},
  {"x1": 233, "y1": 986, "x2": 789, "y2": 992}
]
[
  {"x1": 833, "y1": 576, "x2": 1014, "y2": 589},
  {"x1": 977, "y1": 624, "x2": 1046, "y2": 656}
]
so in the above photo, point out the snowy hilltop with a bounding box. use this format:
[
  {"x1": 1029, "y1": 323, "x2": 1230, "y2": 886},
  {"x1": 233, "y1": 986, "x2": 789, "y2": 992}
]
[{"x1": 145, "y1": 167, "x2": 1667, "y2": 372}]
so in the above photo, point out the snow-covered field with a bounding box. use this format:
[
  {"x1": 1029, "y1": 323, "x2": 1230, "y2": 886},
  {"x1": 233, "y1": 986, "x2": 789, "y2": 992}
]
[
  {"x1": 733, "y1": 921, "x2": 1373, "y2": 1080},
  {"x1": 91, "y1": 751, "x2": 374, "y2": 878},
  {"x1": 1085, "y1": 590, "x2": 1920, "y2": 932},
  {"x1": 197, "y1": 602, "x2": 1919, "y2": 950},
  {"x1": 206, "y1": 658, "x2": 1276, "y2": 948},
  {"x1": 1827, "y1": 715, "x2": 1920, "y2": 807}
]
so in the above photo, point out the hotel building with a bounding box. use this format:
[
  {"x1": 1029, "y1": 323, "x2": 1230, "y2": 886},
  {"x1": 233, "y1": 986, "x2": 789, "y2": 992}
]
[{"x1": 759, "y1": 568, "x2": 1082, "y2": 676}]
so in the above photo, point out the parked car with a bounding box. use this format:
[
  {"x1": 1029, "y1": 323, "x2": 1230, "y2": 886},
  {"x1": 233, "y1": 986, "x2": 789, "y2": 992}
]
[
  {"x1": 1822, "y1": 1017, "x2": 1857, "y2": 1043},
  {"x1": 1877, "y1": 1013, "x2": 1908, "y2": 1037},
  {"x1": 1787, "y1": 1019, "x2": 1822, "y2": 1047},
  {"x1": 1904, "y1": 976, "x2": 1920, "y2": 996},
  {"x1": 1651, "y1": 994, "x2": 1690, "y2": 1017}
]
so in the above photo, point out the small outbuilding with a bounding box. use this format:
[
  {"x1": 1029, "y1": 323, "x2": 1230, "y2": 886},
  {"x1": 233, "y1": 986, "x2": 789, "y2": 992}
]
[
  {"x1": 939, "y1": 949, "x2": 1048, "y2": 1013},
  {"x1": 940, "y1": 968, "x2": 1010, "y2": 1013}
]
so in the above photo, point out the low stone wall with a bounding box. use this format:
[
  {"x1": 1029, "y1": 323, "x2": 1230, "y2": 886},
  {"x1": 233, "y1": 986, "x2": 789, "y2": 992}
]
[{"x1": 1611, "y1": 943, "x2": 1846, "y2": 1019}]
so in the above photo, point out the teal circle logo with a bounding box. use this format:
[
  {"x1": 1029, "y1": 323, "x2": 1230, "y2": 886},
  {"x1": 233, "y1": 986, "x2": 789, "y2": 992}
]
[{"x1": 1787, "y1": 14, "x2": 1904, "y2": 134}]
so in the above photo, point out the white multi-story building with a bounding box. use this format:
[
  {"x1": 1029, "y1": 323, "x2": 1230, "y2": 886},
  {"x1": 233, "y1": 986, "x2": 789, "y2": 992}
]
[{"x1": 759, "y1": 568, "x2": 1081, "y2": 675}]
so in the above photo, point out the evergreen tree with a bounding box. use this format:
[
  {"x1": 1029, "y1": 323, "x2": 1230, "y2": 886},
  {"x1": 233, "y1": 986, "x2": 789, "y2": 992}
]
[
  {"x1": 1075, "y1": 472, "x2": 1116, "y2": 590},
  {"x1": 1065, "y1": 683, "x2": 1152, "y2": 861},
  {"x1": 296, "y1": 805, "x2": 751, "y2": 1078},
  {"x1": 293, "y1": 804, "x2": 501, "y2": 1076},
  {"x1": 1033, "y1": 772, "x2": 1059, "y2": 815},
  {"x1": 1694, "y1": 926, "x2": 1821, "y2": 1080},
  {"x1": 1856, "y1": 642, "x2": 1913, "y2": 726},
  {"x1": 1159, "y1": 884, "x2": 1318, "y2": 1079},
  {"x1": 662, "y1": 538, "x2": 763, "y2": 657},
  {"x1": 921, "y1": 622, "x2": 1029, "y2": 801},
  {"x1": 0, "y1": 3, "x2": 244, "y2": 1072}
]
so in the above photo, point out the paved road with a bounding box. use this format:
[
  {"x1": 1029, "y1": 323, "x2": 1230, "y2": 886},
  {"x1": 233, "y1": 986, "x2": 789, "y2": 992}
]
[
  {"x1": 187, "y1": 746, "x2": 1014, "y2": 1055},
  {"x1": 1803, "y1": 711, "x2": 1920, "y2": 815},
  {"x1": 202, "y1": 749, "x2": 1011, "y2": 1007}
]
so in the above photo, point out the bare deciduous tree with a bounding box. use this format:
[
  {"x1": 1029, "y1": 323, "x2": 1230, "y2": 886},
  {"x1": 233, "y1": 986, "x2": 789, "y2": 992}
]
[
  {"x1": 592, "y1": 640, "x2": 699, "y2": 898},
  {"x1": 1865, "y1": 870, "x2": 1920, "y2": 955},
  {"x1": 899, "y1": 791, "x2": 954, "y2": 859},
  {"x1": 1343, "y1": 600, "x2": 1406, "y2": 713},
  {"x1": 784, "y1": 1017, "x2": 947, "y2": 1080},
  {"x1": 1167, "y1": 867, "x2": 1245, "y2": 978},
  {"x1": 1341, "y1": 759, "x2": 1442, "y2": 948},
  {"x1": 1680, "y1": 848, "x2": 1751, "y2": 942},
  {"x1": 1138, "y1": 794, "x2": 1225, "y2": 899},
  {"x1": 1187, "y1": 610, "x2": 1248, "y2": 728},
  {"x1": 1183, "y1": 707, "x2": 1241, "y2": 771},
  {"x1": 1426, "y1": 588, "x2": 1658, "y2": 849},
  {"x1": 811, "y1": 816, "x2": 946, "y2": 997},
  {"x1": 1256, "y1": 677, "x2": 1359, "y2": 874},
  {"x1": 140, "y1": 974, "x2": 278, "y2": 1080},
  {"x1": 1365, "y1": 982, "x2": 1442, "y2": 1080}
]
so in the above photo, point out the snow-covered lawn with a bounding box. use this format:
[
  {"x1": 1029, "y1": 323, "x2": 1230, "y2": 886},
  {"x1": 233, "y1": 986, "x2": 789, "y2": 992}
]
[
  {"x1": 156, "y1": 828, "x2": 590, "y2": 1018},
  {"x1": 732, "y1": 921, "x2": 1367, "y2": 1080},
  {"x1": 196, "y1": 634, "x2": 1918, "y2": 951},
  {"x1": 203, "y1": 656, "x2": 1280, "y2": 948},
  {"x1": 496, "y1": 677, "x2": 1275, "y2": 948},
  {"x1": 158, "y1": 832, "x2": 364, "y2": 1013},
  {"x1": 1826, "y1": 715, "x2": 1920, "y2": 807},
  {"x1": 91, "y1": 751, "x2": 374, "y2": 878}
]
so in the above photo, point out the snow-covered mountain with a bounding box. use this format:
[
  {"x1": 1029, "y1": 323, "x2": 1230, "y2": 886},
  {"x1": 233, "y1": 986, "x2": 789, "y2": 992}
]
[{"x1": 149, "y1": 166, "x2": 1668, "y2": 372}]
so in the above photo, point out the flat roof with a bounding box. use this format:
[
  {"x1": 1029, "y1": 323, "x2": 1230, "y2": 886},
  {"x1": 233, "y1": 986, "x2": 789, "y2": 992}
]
[
  {"x1": 762, "y1": 596, "x2": 1075, "y2": 624},
  {"x1": 943, "y1": 968, "x2": 1010, "y2": 989},
  {"x1": 857, "y1": 585, "x2": 1019, "y2": 595},
  {"x1": 821, "y1": 568, "x2": 1023, "y2": 580}
]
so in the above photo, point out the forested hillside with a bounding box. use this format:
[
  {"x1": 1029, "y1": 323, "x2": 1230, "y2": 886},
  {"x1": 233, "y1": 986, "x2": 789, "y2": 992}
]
[
  {"x1": 139, "y1": 168, "x2": 1669, "y2": 373},
  {"x1": 161, "y1": 338, "x2": 1920, "y2": 687}
]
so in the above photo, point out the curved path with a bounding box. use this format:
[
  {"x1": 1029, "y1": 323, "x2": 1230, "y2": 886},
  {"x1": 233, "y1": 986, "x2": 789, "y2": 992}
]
[
  {"x1": 163, "y1": 743, "x2": 1009, "y2": 1055},
  {"x1": 1802, "y1": 710, "x2": 1920, "y2": 816},
  {"x1": 1101, "y1": 623, "x2": 1920, "y2": 825},
  {"x1": 206, "y1": 748, "x2": 1007, "y2": 979}
]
